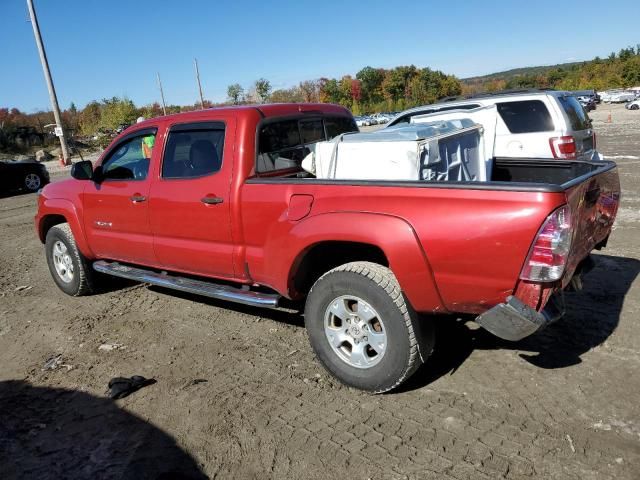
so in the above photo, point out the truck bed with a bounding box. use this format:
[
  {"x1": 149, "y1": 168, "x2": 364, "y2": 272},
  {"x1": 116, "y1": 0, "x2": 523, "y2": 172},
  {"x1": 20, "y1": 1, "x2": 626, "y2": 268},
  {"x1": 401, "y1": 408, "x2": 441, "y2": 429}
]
[{"x1": 252, "y1": 158, "x2": 617, "y2": 192}]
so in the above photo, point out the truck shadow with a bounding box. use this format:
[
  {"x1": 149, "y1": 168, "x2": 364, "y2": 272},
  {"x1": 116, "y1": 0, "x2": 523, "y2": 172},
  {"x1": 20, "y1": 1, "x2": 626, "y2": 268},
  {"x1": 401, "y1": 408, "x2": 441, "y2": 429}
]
[
  {"x1": 398, "y1": 253, "x2": 640, "y2": 393},
  {"x1": 0, "y1": 380, "x2": 207, "y2": 480}
]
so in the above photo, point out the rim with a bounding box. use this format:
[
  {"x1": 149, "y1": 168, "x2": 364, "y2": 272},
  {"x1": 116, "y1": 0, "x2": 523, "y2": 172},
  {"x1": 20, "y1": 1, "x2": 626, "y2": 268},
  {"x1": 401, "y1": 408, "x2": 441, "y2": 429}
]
[
  {"x1": 52, "y1": 240, "x2": 74, "y2": 283},
  {"x1": 25, "y1": 173, "x2": 41, "y2": 190},
  {"x1": 324, "y1": 295, "x2": 387, "y2": 369}
]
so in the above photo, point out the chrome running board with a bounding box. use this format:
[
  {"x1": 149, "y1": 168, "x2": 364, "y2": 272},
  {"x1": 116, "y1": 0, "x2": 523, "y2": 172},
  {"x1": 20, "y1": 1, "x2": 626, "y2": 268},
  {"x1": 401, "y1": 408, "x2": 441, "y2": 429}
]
[{"x1": 93, "y1": 260, "x2": 280, "y2": 308}]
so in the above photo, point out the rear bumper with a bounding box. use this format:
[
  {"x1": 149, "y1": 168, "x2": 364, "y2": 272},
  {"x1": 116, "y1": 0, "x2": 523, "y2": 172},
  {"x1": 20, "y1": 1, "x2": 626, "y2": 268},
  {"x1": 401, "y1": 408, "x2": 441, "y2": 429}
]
[{"x1": 475, "y1": 293, "x2": 564, "y2": 341}]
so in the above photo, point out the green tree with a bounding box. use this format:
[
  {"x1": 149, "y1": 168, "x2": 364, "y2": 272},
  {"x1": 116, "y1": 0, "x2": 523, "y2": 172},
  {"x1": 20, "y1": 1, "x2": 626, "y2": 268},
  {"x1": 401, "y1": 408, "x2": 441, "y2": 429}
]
[
  {"x1": 227, "y1": 84, "x2": 244, "y2": 104},
  {"x1": 254, "y1": 78, "x2": 272, "y2": 103},
  {"x1": 79, "y1": 101, "x2": 101, "y2": 135},
  {"x1": 356, "y1": 66, "x2": 384, "y2": 104},
  {"x1": 319, "y1": 78, "x2": 341, "y2": 104},
  {"x1": 99, "y1": 97, "x2": 137, "y2": 131}
]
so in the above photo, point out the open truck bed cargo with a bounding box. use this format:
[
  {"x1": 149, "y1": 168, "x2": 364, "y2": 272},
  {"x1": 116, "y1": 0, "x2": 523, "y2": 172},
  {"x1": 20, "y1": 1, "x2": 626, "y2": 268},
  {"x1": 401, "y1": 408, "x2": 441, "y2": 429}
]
[{"x1": 302, "y1": 120, "x2": 491, "y2": 182}]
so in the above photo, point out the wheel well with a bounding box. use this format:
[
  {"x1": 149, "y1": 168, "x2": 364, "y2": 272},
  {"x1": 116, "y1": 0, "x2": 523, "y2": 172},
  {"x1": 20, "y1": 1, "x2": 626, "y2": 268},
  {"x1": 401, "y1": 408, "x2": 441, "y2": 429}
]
[
  {"x1": 40, "y1": 214, "x2": 67, "y2": 243},
  {"x1": 291, "y1": 241, "x2": 389, "y2": 298}
]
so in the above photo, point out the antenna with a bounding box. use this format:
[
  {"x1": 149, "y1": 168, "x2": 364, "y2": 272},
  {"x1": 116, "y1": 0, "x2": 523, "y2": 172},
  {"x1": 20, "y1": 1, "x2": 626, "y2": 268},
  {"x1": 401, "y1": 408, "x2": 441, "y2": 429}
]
[
  {"x1": 194, "y1": 58, "x2": 205, "y2": 109},
  {"x1": 157, "y1": 72, "x2": 167, "y2": 115}
]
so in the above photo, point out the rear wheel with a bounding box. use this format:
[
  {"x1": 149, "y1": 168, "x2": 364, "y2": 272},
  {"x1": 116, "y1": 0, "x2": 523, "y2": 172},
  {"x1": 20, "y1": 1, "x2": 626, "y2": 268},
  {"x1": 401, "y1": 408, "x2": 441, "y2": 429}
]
[
  {"x1": 631, "y1": 104, "x2": 639, "y2": 110},
  {"x1": 45, "y1": 223, "x2": 97, "y2": 296},
  {"x1": 24, "y1": 173, "x2": 42, "y2": 192},
  {"x1": 304, "y1": 261, "x2": 434, "y2": 393}
]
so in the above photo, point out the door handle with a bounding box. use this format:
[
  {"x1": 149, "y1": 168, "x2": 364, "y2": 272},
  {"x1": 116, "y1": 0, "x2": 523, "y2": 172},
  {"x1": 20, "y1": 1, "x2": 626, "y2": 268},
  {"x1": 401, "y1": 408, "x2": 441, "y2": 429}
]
[
  {"x1": 201, "y1": 196, "x2": 224, "y2": 205},
  {"x1": 130, "y1": 194, "x2": 147, "y2": 203}
]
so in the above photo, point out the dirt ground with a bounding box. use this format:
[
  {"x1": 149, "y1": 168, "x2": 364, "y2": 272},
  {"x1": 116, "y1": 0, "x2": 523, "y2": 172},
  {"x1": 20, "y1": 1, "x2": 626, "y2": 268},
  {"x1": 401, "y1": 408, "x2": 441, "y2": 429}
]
[{"x1": 1, "y1": 103, "x2": 639, "y2": 479}]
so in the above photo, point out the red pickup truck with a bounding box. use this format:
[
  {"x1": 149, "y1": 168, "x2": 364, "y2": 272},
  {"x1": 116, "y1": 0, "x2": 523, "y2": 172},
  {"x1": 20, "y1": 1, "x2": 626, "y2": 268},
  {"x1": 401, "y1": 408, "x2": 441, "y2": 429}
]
[{"x1": 35, "y1": 103, "x2": 620, "y2": 392}]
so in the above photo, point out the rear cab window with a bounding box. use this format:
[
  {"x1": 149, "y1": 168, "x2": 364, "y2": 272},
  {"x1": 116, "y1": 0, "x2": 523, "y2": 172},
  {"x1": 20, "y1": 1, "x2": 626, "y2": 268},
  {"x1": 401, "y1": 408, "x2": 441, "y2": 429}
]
[
  {"x1": 558, "y1": 95, "x2": 591, "y2": 131},
  {"x1": 256, "y1": 116, "x2": 357, "y2": 173},
  {"x1": 496, "y1": 100, "x2": 554, "y2": 133}
]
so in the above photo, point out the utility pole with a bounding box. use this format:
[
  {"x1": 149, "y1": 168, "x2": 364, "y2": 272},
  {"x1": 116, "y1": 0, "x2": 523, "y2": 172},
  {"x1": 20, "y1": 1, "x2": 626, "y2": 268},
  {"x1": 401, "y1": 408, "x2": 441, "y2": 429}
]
[
  {"x1": 157, "y1": 72, "x2": 167, "y2": 115},
  {"x1": 26, "y1": 0, "x2": 70, "y2": 165},
  {"x1": 194, "y1": 58, "x2": 205, "y2": 109}
]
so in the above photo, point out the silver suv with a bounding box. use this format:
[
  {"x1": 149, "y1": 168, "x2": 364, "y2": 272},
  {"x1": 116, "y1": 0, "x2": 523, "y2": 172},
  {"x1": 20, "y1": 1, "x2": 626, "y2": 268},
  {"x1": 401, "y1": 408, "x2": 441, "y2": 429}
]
[{"x1": 387, "y1": 89, "x2": 596, "y2": 161}]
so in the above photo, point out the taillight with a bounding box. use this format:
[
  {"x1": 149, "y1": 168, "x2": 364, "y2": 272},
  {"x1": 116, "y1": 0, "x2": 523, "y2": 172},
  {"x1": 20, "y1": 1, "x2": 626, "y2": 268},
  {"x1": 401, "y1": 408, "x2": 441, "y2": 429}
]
[
  {"x1": 549, "y1": 136, "x2": 576, "y2": 159},
  {"x1": 520, "y1": 205, "x2": 573, "y2": 282}
]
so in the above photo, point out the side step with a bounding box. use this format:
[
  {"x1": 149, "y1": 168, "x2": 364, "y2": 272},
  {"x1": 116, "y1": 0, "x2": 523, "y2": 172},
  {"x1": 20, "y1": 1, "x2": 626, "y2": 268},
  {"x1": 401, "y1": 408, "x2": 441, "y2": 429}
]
[{"x1": 93, "y1": 260, "x2": 280, "y2": 308}]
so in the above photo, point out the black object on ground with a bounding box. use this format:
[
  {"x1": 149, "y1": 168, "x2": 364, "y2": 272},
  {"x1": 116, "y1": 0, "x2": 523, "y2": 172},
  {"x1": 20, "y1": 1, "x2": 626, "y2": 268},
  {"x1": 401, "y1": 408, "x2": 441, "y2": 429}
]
[{"x1": 108, "y1": 375, "x2": 156, "y2": 399}]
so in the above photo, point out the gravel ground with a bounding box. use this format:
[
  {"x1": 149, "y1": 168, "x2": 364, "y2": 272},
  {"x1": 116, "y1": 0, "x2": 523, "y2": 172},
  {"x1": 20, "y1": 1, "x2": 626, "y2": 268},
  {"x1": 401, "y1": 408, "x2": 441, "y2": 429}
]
[{"x1": 0, "y1": 104, "x2": 639, "y2": 479}]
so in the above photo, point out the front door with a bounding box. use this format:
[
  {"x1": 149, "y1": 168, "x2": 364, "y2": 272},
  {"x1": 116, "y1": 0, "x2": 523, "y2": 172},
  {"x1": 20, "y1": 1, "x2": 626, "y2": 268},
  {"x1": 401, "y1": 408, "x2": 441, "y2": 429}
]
[
  {"x1": 149, "y1": 119, "x2": 235, "y2": 278},
  {"x1": 83, "y1": 127, "x2": 158, "y2": 265}
]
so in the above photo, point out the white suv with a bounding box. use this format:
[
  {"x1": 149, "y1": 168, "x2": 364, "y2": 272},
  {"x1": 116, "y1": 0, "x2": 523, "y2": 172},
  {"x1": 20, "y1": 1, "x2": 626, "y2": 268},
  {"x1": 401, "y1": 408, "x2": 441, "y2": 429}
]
[{"x1": 387, "y1": 90, "x2": 597, "y2": 161}]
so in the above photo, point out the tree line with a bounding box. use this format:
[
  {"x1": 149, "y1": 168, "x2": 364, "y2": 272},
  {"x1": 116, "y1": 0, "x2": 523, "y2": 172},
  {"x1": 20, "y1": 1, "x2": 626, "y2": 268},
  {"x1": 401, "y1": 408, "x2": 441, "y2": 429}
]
[
  {"x1": 227, "y1": 66, "x2": 462, "y2": 115},
  {"x1": 463, "y1": 45, "x2": 640, "y2": 94},
  {"x1": 3, "y1": 45, "x2": 639, "y2": 150}
]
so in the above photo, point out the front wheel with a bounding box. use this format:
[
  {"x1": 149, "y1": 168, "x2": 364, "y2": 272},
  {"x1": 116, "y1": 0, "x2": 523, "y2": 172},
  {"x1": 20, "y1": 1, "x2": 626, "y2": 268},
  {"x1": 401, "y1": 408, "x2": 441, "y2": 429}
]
[
  {"x1": 304, "y1": 262, "x2": 434, "y2": 393},
  {"x1": 24, "y1": 173, "x2": 42, "y2": 192},
  {"x1": 631, "y1": 104, "x2": 639, "y2": 110},
  {"x1": 45, "y1": 223, "x2": 97, "y2": 296}
]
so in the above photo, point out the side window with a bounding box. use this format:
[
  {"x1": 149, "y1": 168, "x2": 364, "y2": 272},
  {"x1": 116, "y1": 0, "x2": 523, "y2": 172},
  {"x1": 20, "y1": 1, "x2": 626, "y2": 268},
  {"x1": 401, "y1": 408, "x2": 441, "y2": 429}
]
[
  {"x1": 101, "y1": 132, "x2": 155, "y2": 181},
  {"x1": 496, "y1": 100, "x2": 554, "y2": 133},
  {"x1": 558, "y1": 96, "x2": 591, "y2": 130},
  {"x1": 162, "y1": 125, "x2": 225, "y2": 179},
  {"x1": 325, "y1": 116, "x2": 358, "y2": 139}
]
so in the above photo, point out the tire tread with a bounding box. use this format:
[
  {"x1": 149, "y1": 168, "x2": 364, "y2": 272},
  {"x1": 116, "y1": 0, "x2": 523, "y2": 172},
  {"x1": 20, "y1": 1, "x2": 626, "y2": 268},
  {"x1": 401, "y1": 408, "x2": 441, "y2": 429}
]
[{"x1": 312, "y1": 261, "x2": 421, "y2": 393}]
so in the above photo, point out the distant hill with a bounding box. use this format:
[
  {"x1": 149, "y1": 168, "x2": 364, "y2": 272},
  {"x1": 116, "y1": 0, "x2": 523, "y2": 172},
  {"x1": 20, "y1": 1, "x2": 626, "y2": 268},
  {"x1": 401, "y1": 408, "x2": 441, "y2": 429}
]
[
  {"x1": 462, "y1": 62, "x2": 582, "y2": 84},
  {"x1": 459, "y1": 47, "x2": 640, "y2": 93}
]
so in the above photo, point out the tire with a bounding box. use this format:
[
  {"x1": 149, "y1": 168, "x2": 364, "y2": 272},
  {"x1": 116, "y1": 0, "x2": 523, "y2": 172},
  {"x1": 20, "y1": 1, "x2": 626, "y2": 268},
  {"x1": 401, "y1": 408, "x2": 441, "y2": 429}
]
[
  {"x1": 24, "y1": 172, "x2": 42, "y2": 192},
  {"x1": 631, "y1": 104, "x2": 639, "y2": 110},
  {"x1": 45, "y1": 223, "x2": 96, "y2": 296},
  {"x1": 304, "y1": 261, "x2": 434, "y2": 393}
]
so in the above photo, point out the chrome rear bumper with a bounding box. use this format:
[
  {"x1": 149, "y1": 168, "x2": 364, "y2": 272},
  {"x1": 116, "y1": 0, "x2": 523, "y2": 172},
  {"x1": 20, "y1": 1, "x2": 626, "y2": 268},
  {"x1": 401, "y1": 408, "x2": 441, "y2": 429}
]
[{"x1": 475, "y1": 293, "x2": 564, "y2": 341}]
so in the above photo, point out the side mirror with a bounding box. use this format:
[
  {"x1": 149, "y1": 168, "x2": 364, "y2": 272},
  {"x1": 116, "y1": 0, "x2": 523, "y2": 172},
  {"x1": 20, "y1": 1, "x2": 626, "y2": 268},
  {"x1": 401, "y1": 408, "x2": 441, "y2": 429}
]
[
  {"x1": 70, "y1": 160, "x2": 94, "y2": 180},
  {"x1": 92, "y1": 165, "x2": 104, "y2": 183}
]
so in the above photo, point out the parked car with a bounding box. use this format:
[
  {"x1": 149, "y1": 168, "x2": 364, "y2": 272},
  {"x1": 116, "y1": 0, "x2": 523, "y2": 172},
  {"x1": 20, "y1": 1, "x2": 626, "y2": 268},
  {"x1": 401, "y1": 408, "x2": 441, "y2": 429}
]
[
  {"x1": 387, "y1": 89, "x2": 597, "y2": 161},
  {"x1": 0, "y1": 160, "x2": 50, "y2": 194},
  {"x1": 35, "y1": 103, "x2": 620, "y2": 393},
  {"x1": 354, "y1": 116, "x2": 371, "y2": 127},
  {"x1": 625, "y1": 99, "x2": 640, "y2": 110},
  {"x1": 115, "y1": 124, "x2": 130, "y2": 134},
  {"x1": 602, "y1": 90, "x2": 636, "y2": 103},
  {"x1": 577, "y1": 95, "x2": 596, "y2": 112},
  {"x1": 372, "y1": 113, "x2": 390, "y2": 124}
]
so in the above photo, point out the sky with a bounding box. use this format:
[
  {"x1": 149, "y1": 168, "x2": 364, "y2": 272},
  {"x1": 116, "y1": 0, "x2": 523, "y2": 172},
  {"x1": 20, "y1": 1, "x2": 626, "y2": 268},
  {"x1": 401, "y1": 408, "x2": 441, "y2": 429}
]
[{"x1": 1, "y1": 0, "x2": 638, "y2": 112}]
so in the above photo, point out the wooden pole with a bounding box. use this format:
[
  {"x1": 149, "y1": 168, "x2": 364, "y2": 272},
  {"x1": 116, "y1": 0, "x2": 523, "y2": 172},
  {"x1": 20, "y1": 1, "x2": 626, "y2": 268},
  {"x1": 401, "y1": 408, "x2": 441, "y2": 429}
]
[
  {"x1": 194, "y1": 58, "x2": 205, "y2": 109},
  {"x1": 157, "y1": 72, "x2": 167, "y2": 115},
  {"x1": 27, "y1": 0, "x2": 71, "y2": 165}
]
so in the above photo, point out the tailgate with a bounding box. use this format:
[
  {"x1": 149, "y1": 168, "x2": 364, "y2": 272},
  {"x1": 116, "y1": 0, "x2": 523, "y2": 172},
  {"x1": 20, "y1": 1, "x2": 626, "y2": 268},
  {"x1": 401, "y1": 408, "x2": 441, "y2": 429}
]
[{"x1": 561, "y1": 162, "x2": 620, "y2": 287}]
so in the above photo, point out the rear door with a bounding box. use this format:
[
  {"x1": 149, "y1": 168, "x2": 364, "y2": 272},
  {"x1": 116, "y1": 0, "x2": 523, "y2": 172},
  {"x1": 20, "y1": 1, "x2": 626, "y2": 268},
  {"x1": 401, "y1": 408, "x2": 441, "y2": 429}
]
[
  {"x1": 149, "y1": 119, "x2": 236, "y2": 278},
  {"x1": 82, "y1": 128, "x2": 157, "y2": 264},
  {"x1": 556, "y1": 94, "x2": 595, "y2": 161}
]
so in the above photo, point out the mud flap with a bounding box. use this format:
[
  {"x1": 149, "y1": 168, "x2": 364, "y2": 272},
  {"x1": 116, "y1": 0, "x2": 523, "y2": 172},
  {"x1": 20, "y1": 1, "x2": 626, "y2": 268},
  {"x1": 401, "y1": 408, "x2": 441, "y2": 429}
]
[{"x1": 475, "y1": 294, "x2": 564, "y2": 342}]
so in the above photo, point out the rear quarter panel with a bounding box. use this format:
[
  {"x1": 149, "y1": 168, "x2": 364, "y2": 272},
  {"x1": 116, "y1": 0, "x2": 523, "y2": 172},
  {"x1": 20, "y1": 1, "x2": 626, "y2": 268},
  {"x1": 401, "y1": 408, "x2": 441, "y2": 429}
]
[{"x1": 241, "y1": 181, "x2": 566, "y2": 314}]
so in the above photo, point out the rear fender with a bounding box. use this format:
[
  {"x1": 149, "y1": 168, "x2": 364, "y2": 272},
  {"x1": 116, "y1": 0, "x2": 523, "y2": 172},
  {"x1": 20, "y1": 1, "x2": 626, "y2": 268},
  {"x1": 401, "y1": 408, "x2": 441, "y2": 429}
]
[
  {"x1": 37, "y1": 198, "x2": 94, "y2": 258},
  {"x1": 277, "y1": 212, "x2": 446, "y2": 312}
]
